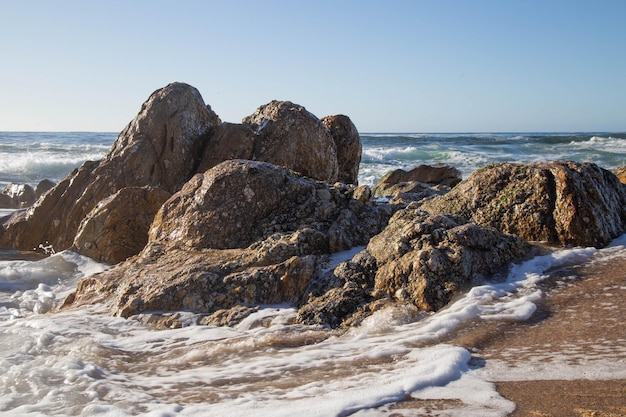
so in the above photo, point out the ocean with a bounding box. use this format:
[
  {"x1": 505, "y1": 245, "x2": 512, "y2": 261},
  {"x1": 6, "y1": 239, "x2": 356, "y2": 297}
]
[{"x1": 1, "y1": 131, "x2": 625, "y2": 416}]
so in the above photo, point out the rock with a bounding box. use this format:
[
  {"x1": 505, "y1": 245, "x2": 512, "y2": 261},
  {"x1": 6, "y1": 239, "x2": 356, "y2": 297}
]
[
  {"x1": 73, "y1": 186, "x2": 172, "y2": 264},
  {"x1": 296, "y1": 208, "x2": 531, "y2": 327},
  {"x1": 63, "y1": 160, "x2": 391, "y2": 317},
  {"x1": 368, "y1": 210, "x2": 531, "y2": 311},
  {"x1": 0, "y1": 82, "x2": 220, "y2": 254},
  {"x1": 296, "y1": 284, "x2": 371, "y2": 328},
  {"x1": 420, "y1": 161, "x2": 626, "y2": 248},
  {"x1": 613, "y1": 166, "x2": 626, "y2": 184},
  {"x1": 372, "y1": 164, "x2": 462, "y2": 198},
  {"x1": 196, "y1": 122, "x2": 256, "y2": 173},
  {"x1": 149, "y1": 160, "x2": 388, "y2": 251},
  {"x1": 0, "y1": 183, "x2": 36, "y2": 208},
  {"x1": 35, "y1": 179, "x2": 56, "y2": 198},
  {"x1": 0, "y1": 194, "x2": 12, "y2": 209},
  {"x1": 242, "y1": 100, "x2": 339, "y2": 183},
  {"x1": 321, "y1": 115, "x2": 362, "y2": 184}
]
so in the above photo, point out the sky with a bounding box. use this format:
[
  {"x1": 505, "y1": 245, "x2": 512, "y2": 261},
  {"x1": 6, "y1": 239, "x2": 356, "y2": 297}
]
[{"x1": 0, "y1": 0, "x2": 625, "y2": 133}]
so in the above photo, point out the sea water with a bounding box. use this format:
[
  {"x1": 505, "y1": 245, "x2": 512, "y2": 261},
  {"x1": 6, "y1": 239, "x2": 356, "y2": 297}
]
[{"x1": 0, "y1": 131, "x2": 625, "y2": 416}]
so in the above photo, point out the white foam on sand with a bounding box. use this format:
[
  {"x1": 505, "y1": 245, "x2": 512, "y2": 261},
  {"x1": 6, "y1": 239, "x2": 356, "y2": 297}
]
[{"x1": 0, "y1": 240, "x2": 623, "y2": 416}]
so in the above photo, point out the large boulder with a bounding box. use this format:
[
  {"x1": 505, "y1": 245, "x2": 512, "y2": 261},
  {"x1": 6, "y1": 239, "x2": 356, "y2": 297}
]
[
  {"x1": 420, "y1": 161, "x2": 626, "y2": 248},
  {"x1": 321, "y1": 115, "x2": 362, "y2": 184},
  {"x1": 149, "y1": 159, "x2": 387, "y2": 252},
  {"x1": 0, "y1": 82, "x2": 220, "y2": 253},
  {"x1": 63, "y1": 160, "x2": 391, "y2": 318},
  {"x1": 73, "y1": 186, "x2": 171, "y2": 264},
  {"x1": 242, "y1": 101, "x2": 339, "y2": 183}
]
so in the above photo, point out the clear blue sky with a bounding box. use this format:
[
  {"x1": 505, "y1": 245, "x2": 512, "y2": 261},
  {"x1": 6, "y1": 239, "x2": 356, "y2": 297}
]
[{"x1": 1, "y1": 0, "x2": 625, "y2": 132}]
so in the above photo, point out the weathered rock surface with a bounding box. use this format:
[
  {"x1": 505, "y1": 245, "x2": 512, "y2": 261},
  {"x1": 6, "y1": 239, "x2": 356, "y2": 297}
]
[
  {"x1": 420, "y1": 161, "x2": 626, "y2": 248},
  {"x1": 297, "y1": 208, "x2": 532, "y2": 327},
  {"x1": 0, "y1": 82, "x2": 220, "y2": 253},
  {"x1": 242, "y1": 101, "x2": 339, "y2": 183},
  {"x1": 372, "y1": 164, "x2": 462, "y2": 198},
  {"x1": 73, "y1": 186, "x2": 171, "y2": 264},
  {"x1": 63, "y1": 160, "x2": 391, "y2": 318},
  {"x1": 321, "y1": 115, "x2": 362, "y2": 184}
]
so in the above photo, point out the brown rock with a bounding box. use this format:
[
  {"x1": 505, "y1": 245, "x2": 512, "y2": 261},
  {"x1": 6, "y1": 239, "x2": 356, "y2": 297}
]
[
  {"x1": 149, "y1": 159, "x2": 388, "y2": 251},
  {"x1": 372, "y1": 164, "x2": 462, "y2": 198},
  {"x1": 73, "y1": 186, "x2": 171, "y2": 264},
  {"x1": 35, "y1": 179, "x2": 56, "y2": 198},
  {"x1": 321, "y1": 115, "x2": 362, "y2": 184},
  {"x1": 368, "y1": 210, "x2": 531, "y2": 311},
  {"x1": 420, "y1": 161, "x2": 626, "y2": 248},
  {"x1": 196, "y1": 122, "x2": 256, "y2": 173},
  {"x1": 64, "y1": 160, "x2": 391, "y2": 318},
  {"x1": 296, "y1": 208, "x2": 530, "y2": 327},
  {"x1": 242, "y1": 100, "x2": 338, "y2": 182},
  {"x1": 0, "y1": 82, "x2": 220, "y2": 254}
]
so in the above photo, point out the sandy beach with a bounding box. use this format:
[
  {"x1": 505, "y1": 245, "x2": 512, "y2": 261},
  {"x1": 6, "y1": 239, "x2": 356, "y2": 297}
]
[{"x1": 455, "y1": 248, "x2": 626, "y2": 416}]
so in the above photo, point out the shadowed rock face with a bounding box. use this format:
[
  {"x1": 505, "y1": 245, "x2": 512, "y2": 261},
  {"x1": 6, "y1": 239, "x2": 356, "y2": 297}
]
[
  {"x1": 321, "y1": 115, "x2": 362, "y2": 185},
  {"x1": 419, "y1": 161, "x2": 626, "y2": 248},
  {"x1": 73, "y1": 186, "x2": 172, "y2": 264}
]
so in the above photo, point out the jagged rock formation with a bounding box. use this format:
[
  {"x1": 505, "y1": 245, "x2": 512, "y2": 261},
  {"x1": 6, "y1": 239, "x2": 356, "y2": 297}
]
[
  {"x1": 296, "y1": 208, "x2": 532, "y2": 327},
  {"x1": 62, "y1": 160, "x2": 391, "y2": 318},
  {"x1": 0, "y1": 83, "x2": 362, "y2": 262}
]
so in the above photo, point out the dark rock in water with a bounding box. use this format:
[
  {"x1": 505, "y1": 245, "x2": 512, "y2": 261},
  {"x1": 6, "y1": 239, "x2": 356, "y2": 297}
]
[
  {"x1": 321, "y1": 115, "x2": 362, "y2": 185},
  {"x1": 296, "y1": 208, "x2": 531, "y2": 326},
  {"x1": 372, "y1": 164, "x2": 462, "y2": 198},
  {"x1": 242, "y1": 100, "x2": 339, "y2": 183},
  {"x1": 420, "y1": 161, "x2": 626, "y2": 248},
  {"x1": 0, "y1": 82, "x2": 219, "y2": 253},
  {"x1": 0, "y1": 183, "x2": 36, "y2": 209},
  {"x1": 62, "y1": 160, "x2": 391, "y2": 318},
  {"x1": 73, "y1": 186, "x2": 171, "y2": 264},
  {"x1": 35, "y1": 179, "x2": 56, "y2": 198}
]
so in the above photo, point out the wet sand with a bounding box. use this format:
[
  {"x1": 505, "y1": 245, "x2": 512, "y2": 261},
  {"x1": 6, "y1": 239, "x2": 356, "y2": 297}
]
[{"x1": 455, "y1": 250, "x2": 626, "y2": 416}]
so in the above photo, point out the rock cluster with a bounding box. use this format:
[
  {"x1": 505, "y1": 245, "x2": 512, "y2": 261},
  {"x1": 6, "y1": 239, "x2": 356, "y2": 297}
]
[
  {"x1": 0, "y1": 180, "x2": 55, "y2": 209},
  {"x1": 63, "y1": 159, "x2": 390, "y2": 319},
  {"x1": 3, "y1": 82, "x2": 625, "y2": 330},
  {"x1": 0, "y1": 83, "x2": 362, "y2": 263}
]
